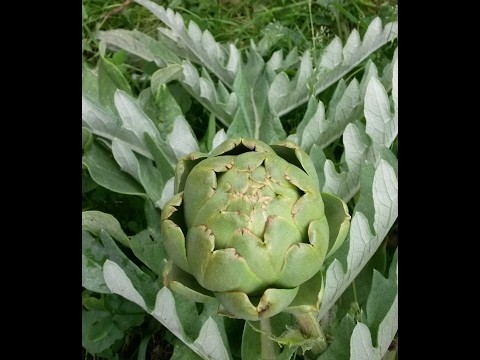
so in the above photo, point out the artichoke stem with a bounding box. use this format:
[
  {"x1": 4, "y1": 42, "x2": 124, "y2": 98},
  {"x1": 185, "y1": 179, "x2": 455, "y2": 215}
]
[
  {"x1": 260, "y1": 318, "x2": 279, "y2": 360},
  {"x1": 295, "y1": 312, "x2": 327, "y2": 356}
]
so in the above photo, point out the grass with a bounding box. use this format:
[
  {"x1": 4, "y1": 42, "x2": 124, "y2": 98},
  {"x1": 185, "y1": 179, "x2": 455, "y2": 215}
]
[{"x1": 82, "y1": 0, "x2": 398, "y2": 67}]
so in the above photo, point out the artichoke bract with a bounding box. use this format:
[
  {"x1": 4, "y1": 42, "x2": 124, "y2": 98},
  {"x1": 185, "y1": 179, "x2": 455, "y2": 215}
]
[{"x1": 161, "y1": 138, "x2": 350, "y2": 321}]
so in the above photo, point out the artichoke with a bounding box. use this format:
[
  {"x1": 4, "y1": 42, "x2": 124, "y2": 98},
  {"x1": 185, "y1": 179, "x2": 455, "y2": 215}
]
[{"x1": 161, "y1": 138, "x2": 350, "y2": 321}]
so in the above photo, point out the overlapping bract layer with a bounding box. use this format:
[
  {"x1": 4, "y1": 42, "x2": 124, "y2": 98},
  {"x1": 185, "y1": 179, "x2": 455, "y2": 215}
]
[{"x1": 161, "y1": 138, "x2": 350, "y2": 320}]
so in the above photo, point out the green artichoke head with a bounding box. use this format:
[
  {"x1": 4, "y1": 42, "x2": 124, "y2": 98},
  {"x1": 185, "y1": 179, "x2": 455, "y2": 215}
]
[{"x1": 161, "y1": 138, "x2": 350, "y2": 321}]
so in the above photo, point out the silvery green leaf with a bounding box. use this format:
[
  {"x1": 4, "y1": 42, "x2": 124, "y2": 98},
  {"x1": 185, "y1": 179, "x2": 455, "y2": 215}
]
[
  {"x1": 202, "y1": 30, "x2": 224, "y2": 64},
  {"x1": 98, "y1": 56, "x2": 133, "y2": 111},
  {"x1": 267, "y1": 49, "x2": 283, "y2": 72},
  {"x1": 137, "y1": 155, "x2": 166, "y2": 204},
  {"x1": 284, "y1": 47, "x2": 299, "y2": 69},
  {"x1": 309, "y1": 145, "x2": 327, "y2": 188},
  {"x1": 97, "y1": 230, "x2": 160, "y2": 309},
  {"x1": 193, "y1": 317, "x2": 232, "y2": 360},
  {"x1": 144, "y1": 133, "x2": 176, "y2": 183},
  {"x1": 361, "y1": 17, "x2": 383, "y2": 49},
  {"x1": 216, "y1": 81, "x2": 230, "y2": 104},
  {"x1": 180, "y1": 61, "x2": 234, "y2": 126},
  {"x1": 130, "y1": 229, "x2": 167, "y2": 276},
  {"x1": 150, "y1": 84, "x2": 183, "y2": 139},
  {"x1": 379, "y1": 48, "x2": 398, "y2": 93},
  {"x1": 326, "y1": 79, "x2": 347, "y2": 120},
  {"x1": 227, "y1": 58, "x2": 285, "y2": 142},
  {"x1": 82, "y1": 254, "x2": 110, "y2": 293},
  {"x1": 158, "y1": 176, "x2": 174, "y2": 209},
  {"x1": 82, "y1": 294, "x2": 145, "y2": 355},
  {"x1": 82, "y1": 229, "x2": 111, "y2": 294},
  {"x1": 199, "y1": 77, "x2": 216, "y2": 102},
  {"x1": 103, "y1": 260, "x2": 147, "y2": 309},
  {"x1": 111, "y1": 138, "x2": 141, "y2": 183},
  {"x1": 300, "y1": 101, "x2": 325, "y2": 151},
  {"x1": 82, "y1": 96, "x2": 119, "y2": 139},
  {"x1": 212, "y1": 129, "x2": 227, "y2": 151},
  {"x1": 82, "y1": 210, "x2": 130, "y2": 248},
  {"x1": 96, "y1": 29, "x2": 156, "y2": 62},
  {"x1": 268, "y1": 51, "x2": 312, "y2": 116},
  {"x1": 296, "y1": 79, "x2": 362, "y2": 153},
  {"x1": 342, "y1": 30, "x2": 361, "y2": 64},
  {"x1": 319, "y1": 160, "x2": 397, "y2": 320},
  {"x1": 170, "y1": 341, "x2": 204, "y2": 359},
  {"x1": 364, "y1": 78, "x2": 396, "y2": 147},
  {"x1": 271, "y1": 18, "x2": 397, "y2": 117},
  {"x1": 82, "y1": 96, "x2": 153, "y2": 160},
  {"x1": 268, "y1": 72, "x2": 291, "y2": 112},
  {"x1": 83, "y1": 226, "x2": 147, "y2": 296},
  {"x1": 96, "y1": 28, "x2": 181, "y2": 66},
  {"x1": 114, "y1": 90, "x2": 162, "y2": 146},
  {"x1": 151, "y1": 64, "x2": 183, "y2": 92},
  {"x1": 151, "y1": 287, "x2": 232, "y2": 360},
  {"x1": 187, "y1": 21, "x2": 202, "y2": 43},
  {"x1": 134, "y1": 0, "x2": 236, "y2": 86},
  {"x1": 392, "y1": 58, "x2": 398, "y2": 123},
  {"x1": 350, "y1": 253, "x2": 398, "y2": 360},
  {"x1": 319, "y1": 37, "x2": 343, "y2": 70},
  {"x1": 226, "y1": 44, "x2": 240, "y2": 73},
  {"x1": 82, "y1": 140, "x2": 145, "y2": 196},
  {"x1": 167, "y1": 116, "x2": 199, "y2": 160},
  {"x1": 359, "y1": 61, "x2": 379, "y2": 99},
  {"x1": 321, "y1": 57, "x2": 397, "y2": 202},
  {"x1": 82, "y1": 64, "x2": 99, "y2": 102},
  {"x1": 318, "y1": 315, "x2": 357, "y2": 360},
  {"x1": 182, "y1": 61, "x2": 200, "y2": 89},
  {"x1": 323, "y1": 122, "x2": 369, "y2": 201}
]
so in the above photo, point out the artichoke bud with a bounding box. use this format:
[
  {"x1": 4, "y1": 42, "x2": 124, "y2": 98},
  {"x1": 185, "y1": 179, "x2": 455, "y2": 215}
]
[{"x1": 161, "y1": 138, "x2": 350, "y2": 321}]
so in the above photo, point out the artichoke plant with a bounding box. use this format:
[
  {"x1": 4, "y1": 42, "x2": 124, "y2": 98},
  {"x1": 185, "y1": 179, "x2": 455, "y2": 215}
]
[{"x1": 161, "y1": 138, "x2": 351, "y2": 321}]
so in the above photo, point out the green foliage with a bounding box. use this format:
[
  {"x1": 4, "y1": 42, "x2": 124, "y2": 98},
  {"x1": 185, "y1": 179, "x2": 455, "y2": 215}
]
[{"x1": 82, "y1": 0, "x2": 398, "y2": 358}]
